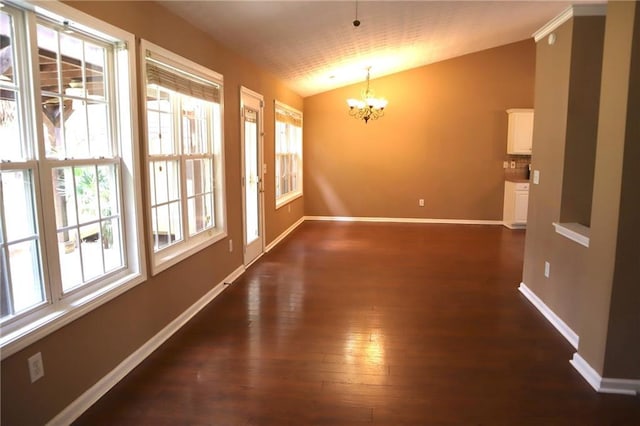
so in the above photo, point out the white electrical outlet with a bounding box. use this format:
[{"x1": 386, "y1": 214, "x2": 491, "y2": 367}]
[
  {"x1": 418, "y1": 199, "x2": 425, "y2": 207},
  {"x1": 544, "y1": 261, "x2": 550, "y2": 278},
  {"x1": 533, "y1": 170, "x2": 540, "y2": 184},
  {"x1": 503, "y1": 161, "x2": 509, "y2": 169},
  {"x1": 229, "y1": 239, "x2": 233, "y2": 252},
  {"x1": 28, "y1": 352, "x2": 44, "y2": 383},
  {"x1": 510, "y1": 161, "x2": 516, "y2": 169}
]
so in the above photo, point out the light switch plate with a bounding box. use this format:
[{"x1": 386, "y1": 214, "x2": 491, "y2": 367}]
[{"x1": 533, "y1": 170, "x2": 540, "y2": 184}]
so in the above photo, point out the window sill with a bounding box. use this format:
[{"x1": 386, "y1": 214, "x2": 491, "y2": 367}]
[
  {"x1": 151, "y1": 229, "x2": 227, "y2": 275},
  {"x1": 0, "y1": 271, "x2": 146, "y2": 360},
  {"x1": 553, "y1": 222, "x2": 590, "y2": 248},
  {"x1": 276, "y1": 191, "x2": 302, "y2": 209}
]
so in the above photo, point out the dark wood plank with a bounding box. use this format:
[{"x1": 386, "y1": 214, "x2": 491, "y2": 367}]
[{"x1": 74, "y1": 222, "x2": 640, "y2": 425}]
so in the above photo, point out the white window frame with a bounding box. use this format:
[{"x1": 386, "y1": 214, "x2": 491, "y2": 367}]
[
  {"x1": 0, "y1": 1, "x2": 146, "y2": 359},
  {"x1": 140, "y1": 40, "x2": 226, "y2": 275},
  {"x1": 274, "y1": 101, "x2": 303, "y2": 208}
]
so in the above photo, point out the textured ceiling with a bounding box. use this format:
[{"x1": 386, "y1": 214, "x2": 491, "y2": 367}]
[{"x1": 159, "y1": 1, "x2": 600, "y2": 97}]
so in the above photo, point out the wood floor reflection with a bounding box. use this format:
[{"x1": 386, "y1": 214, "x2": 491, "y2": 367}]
[{"x1": 75, "y1": 222, "x2": 640, "y2": 425}]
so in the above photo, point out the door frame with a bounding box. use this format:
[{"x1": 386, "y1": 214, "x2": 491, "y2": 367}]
[{"x1": 240, "y1": 86, "x2": 265, "y2": 266}]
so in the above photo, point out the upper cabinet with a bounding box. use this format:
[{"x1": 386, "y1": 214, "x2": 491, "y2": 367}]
[{"x1": 506, "y1": 108, "x2": 534, "y2": 154}]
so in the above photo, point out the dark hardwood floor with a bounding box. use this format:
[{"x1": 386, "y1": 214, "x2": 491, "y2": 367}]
[{"x1": 75, "y1": 222, "x2": 640, "y2": 425}]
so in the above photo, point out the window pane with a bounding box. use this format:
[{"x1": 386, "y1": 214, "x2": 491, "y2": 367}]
[
  {"x1": 64, "y1": 99, "x2": 90, "y2": 158},
  {"x1": 151, "y1": 206, "x2": 160, "y2": 249},
  {"x1": 167, "y1": 160, "x2": 180, "y2": 201},
  {"x1": 38, "y1": 24, "x2": 111, "y2": 160},
  {"x1": 42, "y1": 96, "x2": 66, "y2": 158},
  {"x1": 98, "y1": 164, "x2": 119, "y2": 218},
  {"x1": 0, "y1": 95, "x2": 23, "y2": 162},
  {"x1": 37, "y1": 24, "x2": 60, "y2": 94},
  {"x1": 1, "y1": 11, "x2": 16, "y2": 84},
  {"x1": 74, "y1": 166, "x2": 99, "y2": 224},
  {"x1": 146, "y1": 110, "x2": 161, "y2": 155},
  {"x1": 8, "y1": 240, "x2": 44, "y2": 313},
  {"x1": 1, "y1": 12, "x2": 25, "y2": 162},
  {"x1": 1, "y1": 170, "x2": 44, "y2": 316},
  {"x1": 53, "y1": 163, "x2": 124, "y2": 287},
  {"x1": 169, "y1": 201, "x2": 182, "y2": 242},
  {"x1": 59, "y1": 31, "x2": 84, "y2": 96},
  {"x1": 1, "y1": 246, "x2": 10, "y2": 318},
  {"x1": 102, "y1": 218, "x2": 122, "y2": 272},
  {"x1": 148, "y1": 162, "x2": 156, "y2": 206},
  {"x1": 59, "y1": 227, "x2": 81, "y2": 291},
  {"x1": 187, "y1": 197, "x2": 196, "y2": 236},
  {"x1": 152, "y1": 161, "x2": 168, "y2": 205},
  {"x1": 182, "y1": 96, "x2": 208, "y2": 154},
  {"x1": 212, "y1": 103, "x2": 222, "y2": 153},
  {"x1": 80, "y1": 223, "x2": 102, "y2": 282},
  {"x1": 186, "y1": 159, "x2": 211, "y2": 197},
  {"x1": 207, "y1": 193, "x2": 215, "y2": 228},
  {"x1": 188, "y1": 195, "x2": 211, "y2": 236},
  {"x1": 2, "y1": 169, "x2": 37, "y2": 242},
  {"x1": 84, "y1": 41, "x2": 106, "y2": 100},
  {"x1": 52, "y1": 167, "x2": 78, "y2": 228},
  {"x1": 87, "y1": 102, "x2": 110, "y2": 157},
  {"x1": 146, "y1": 86, "x2": 173, "y2": 155},
  {"x1": 153, "y1": 204, "x2": 170, "y2": 250}
]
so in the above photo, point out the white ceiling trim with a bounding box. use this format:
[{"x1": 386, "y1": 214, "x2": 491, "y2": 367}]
[{"x1": 533, "y1": 3, "x2": 607, "y2": 42}]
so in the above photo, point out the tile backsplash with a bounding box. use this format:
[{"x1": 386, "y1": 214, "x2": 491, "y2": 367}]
[{"x1": 505, "y1": 154, "x2": 531, "y2": 180}]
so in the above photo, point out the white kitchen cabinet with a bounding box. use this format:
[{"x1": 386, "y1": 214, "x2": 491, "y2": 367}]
[
  {"x1": 503, "y1": 181, "x2": 529, "y2": 228},
  {"x1": 506, "y1": 109, "x2": 534, "y2": 154}
]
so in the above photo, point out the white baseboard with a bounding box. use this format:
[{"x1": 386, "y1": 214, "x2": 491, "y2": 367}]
[
  {"x1": 518, "y1": 282, "x2": 579, "y2": 349},
  {"x1": 570, "y1": 353, "x2": 640, "y2": 395},
  {"x1": 265, "y1": 216, "x2": 305, "y2": 252},
  {"x1": 224, "y1": 264, "x2": 246, "y2": 284},
  {"x1": 304, "y1": 216, "x2": 503, "y2": 225},
  {"x1": 519, "y1": 283, "x2": 640, "y2": 396},
  {"x1": 47, "y1": 265, "x2": 245, "y2": 426}
]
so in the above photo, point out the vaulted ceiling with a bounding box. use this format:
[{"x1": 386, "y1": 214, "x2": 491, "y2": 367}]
[{"x1": 159, "y1": 1, "x2": 602, "y2": 97}]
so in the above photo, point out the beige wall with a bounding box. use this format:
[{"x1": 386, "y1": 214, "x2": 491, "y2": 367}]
[
  {"x1": 522, "y1": 15, "x2": 605, "y2": 346},
  {"x1": 1, "y1": 2, "x2": 303, "y2": 424},
  {"x1": 586, "y1": 0, "x2": 640, "y2": 378},
  {"x1": 523, "y1": 1, "x2": 639, "y2": 380},
  {"x1": 303, "y1": 40, "x2": 535, "y2": 220}
]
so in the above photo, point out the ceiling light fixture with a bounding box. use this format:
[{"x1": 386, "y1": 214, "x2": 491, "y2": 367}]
[
  {"x1": 352, "y1": 0, "x2": 360, "y2": 27},
  {"x1": 347, "y1": 67, "x2": 387, "y2": 124}
]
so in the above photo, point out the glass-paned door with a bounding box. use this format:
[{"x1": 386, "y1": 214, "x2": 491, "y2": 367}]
[{"x1": 240, "y1": 87, "x2": 264, "y2": 265}]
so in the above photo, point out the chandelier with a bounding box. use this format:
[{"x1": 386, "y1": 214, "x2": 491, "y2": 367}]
[{"x1": 347, "y1": 67, "x2": 388, "y2": 123}]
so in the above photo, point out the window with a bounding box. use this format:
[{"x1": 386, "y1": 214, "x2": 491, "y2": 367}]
[
  {"x1": 274, "y1": 101, "x2": 303, "y2": 207},
  {"x1": 0, "y1": 2, "x2": 144, "y2": 356},
  {"x1": 141, "y1": 40, "x2": 226, "y2": 274}
]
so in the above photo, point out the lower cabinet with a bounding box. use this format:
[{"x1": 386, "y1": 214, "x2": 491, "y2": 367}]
[{"x1": 503, "y1": 181, "x2": 529, "y2": 228}]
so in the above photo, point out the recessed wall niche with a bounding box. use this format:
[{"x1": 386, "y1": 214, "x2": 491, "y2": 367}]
[{"x1": 558, "y1": 16, "x2": 606, "y2": 228}]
